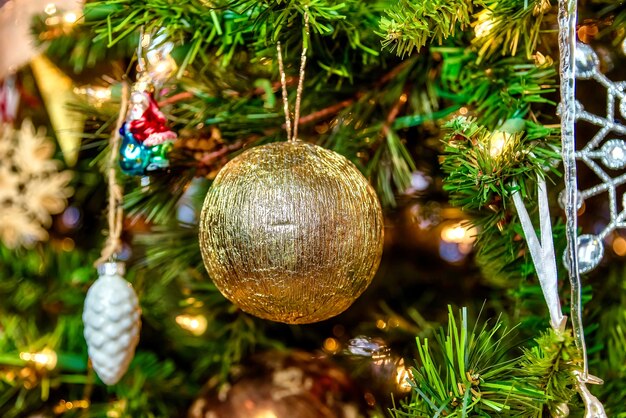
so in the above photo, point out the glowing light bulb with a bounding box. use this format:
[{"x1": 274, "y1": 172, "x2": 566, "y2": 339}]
[
  {"x1": 323, "y1": 337, "x2": 340, "y2": 354},
  {"x1": 489, "y1": 131, "x2": 513, "y2": 159},
  {"x1": 441, "y1": 222, "x2": 477, "y2": 244},
  {"x1": 148, "y1": 56, "x2": 177, "y2": 82},
  {"x1": 20, "y1": 348, "x2": 57, "y2": 370},
  {"x1": 44, "y1": 3, "x2": 57, "y2": 15},
  {"x1": 175, "y1": 314, "x2": 208, "y2": 336},
  {"x1": 45, "y1": 16, "x2": 60, "y2": 26},
  {"x1": 254, "y1": 411, "x2": 278, "y2": 418},
  {"x1": 612, "y1": 236, "x2": 626, "y2": 256},
  {"x1": 74, "y1": 86, "x2": 113, "y2": 106},
  {"x1": 53, "y1": 399, "x2": 90, "y2": 414},
  {"x1": 440, "y1": 222, "x2": 477, "y2": 263},
  {"x1": 63, "y1": 11, "x2": 78, "y2": 24},
  {"x1": 474, "y1": 10, "x2": 494, "y2": 38},
  {"x1": 92, "y1": 87, "x2": 112, "y2": 102},
  {"x1": 153, "y1": 60, "x2": 173, "y2": 76},
  {"x1": 395, "y1": 358, "x2": 412, "y2": 392}
]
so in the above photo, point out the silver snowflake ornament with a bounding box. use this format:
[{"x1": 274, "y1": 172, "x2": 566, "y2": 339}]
[{"x1": 561, "y1": 42, "x2": 626, "y2": 272}]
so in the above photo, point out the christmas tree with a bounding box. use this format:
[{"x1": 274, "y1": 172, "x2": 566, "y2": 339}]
[{"x1": 1, "y1": 0, "x2": 626, "y2": 416}]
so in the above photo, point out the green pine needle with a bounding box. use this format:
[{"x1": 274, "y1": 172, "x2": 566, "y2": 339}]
[
  {"x1": 377, "y1": 0, "x2": 473, "y2": 57},
  {"x1": 518, "y1": 328, "x2": 580, "y2": 414},
  {"x1": 472, "y1": 0, "x2": 552, "y2": 63},
  {"x1": 392, "y1": 306, "x2": 545, "y2": 417},
  {"x1": 435, "y1": 47, "x2": 557, "y2": 129},
  {"x1": 440, "y1": 117, "x2": 560, "y2": 231},
  {"x1": 32, "y1": 14, "x2": 136, "y2": 75}
]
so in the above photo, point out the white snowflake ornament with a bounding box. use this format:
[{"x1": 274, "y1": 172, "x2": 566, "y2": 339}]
[
  {"x1": 0, "y1": 119, "x2": 73, "y2": 248},
  {"x1": 83, "y1": 262, "x2": 141, "y2": 385}
]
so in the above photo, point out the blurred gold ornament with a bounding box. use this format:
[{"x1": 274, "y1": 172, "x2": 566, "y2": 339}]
[
  {"x1": 30, "y1": 54, "x2": 85, "y2": 166},
  {"x1": 188, "y1": 350, "x2": 365, "y2": 418},
  {"x1": 199, "y1": 140, "x2": 383, "y2": 324},
  {"x1": 344, "y1": 336, "x2": 412, "y2": 405}
]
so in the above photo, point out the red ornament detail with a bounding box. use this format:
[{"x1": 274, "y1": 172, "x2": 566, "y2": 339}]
[{"x1": 128, "y1": 92, "x2": 177, "y2": 145}]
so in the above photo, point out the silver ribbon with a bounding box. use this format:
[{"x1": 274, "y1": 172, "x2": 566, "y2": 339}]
[
  {"x1": 511, "y1": 177, "x2": 565, "y2": 331},
  {"x1": 513, "y1": 178, "x2": 607, "y2": 416}
]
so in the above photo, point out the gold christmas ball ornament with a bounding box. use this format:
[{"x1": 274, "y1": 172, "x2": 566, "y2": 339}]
[{"x1": 199, "y1": 140, "x2": 383, "y2": 324}]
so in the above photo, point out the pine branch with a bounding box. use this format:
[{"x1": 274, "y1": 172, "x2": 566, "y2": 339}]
[
  {"x1": 31, "y1": 14, "x2": 136, "y2": 75},
  {"x1": 0, "y1": 247, "x2": 94, "y2": 417},
  {"x1": 83, "y1": 0, "x2": 383, "y2": 72},
  {"x1": 471, "y1": 0, "x2": 553, "y2": 63},
  {"x1": 599, "y1": 3, "x2": 626, "y2": 47},
  {"x1": 474, "y1": 219, "x2": 567, "y2": 287},
  {"x1": 105, "y1": 352, "x2": 191, "y2": 417},
  {"x1": 377, "y1": 0, "x2": 474, "y2": 57},
  {"x1": 123, "y1": 165, "x2": 196, "y2": 225},
  {"x1": 440, "y1": 117, "x2": 560, "y2": 232},
  {"x1": 436, "y1": 47, "x2": 557, "y2": 129},
  {"x1": 518, "y1": 328, "x2": 580, "y2": 415},
  {"x1": 391, "y1": 306, "x2": 545, "y2": 417},
  {"x1": 439, "y1": 118, "x2": 566, "y2": 320}
]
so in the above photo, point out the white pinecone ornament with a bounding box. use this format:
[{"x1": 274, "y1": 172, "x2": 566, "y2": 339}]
[{"x1": 83, "y1": 262, "x2": 141, "y2": 385}]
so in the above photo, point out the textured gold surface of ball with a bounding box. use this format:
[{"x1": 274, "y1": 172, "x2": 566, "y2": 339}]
[{"x1": 199, "y1": 141, "x2": 384, "y2": 324}]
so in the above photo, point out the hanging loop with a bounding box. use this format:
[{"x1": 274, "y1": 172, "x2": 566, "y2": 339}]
[{"x1": 276, "y1": 9, "x2": 310, "y2": 142}]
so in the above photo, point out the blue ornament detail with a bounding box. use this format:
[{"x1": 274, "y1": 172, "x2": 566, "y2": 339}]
[
  {"x1": 118, "y1": 123, "x2": 173, "y2": 176},
  {"x1": 119, "y1": 123, "x2": 150, "y2": 175}
]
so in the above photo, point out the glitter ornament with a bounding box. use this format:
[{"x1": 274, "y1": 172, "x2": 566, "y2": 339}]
[
  {"x1": 574, "y1": 42, "x2": 599, "y2": 79},
  {"x1": 199, "y1": 140, "x2": 383, "y2": 324},
  {"x1": 599, "y1": 139, "x2": 626, "y2": 170},
  {"x1": 83, "y1": 262, "x2": 141, "y2": 385}
]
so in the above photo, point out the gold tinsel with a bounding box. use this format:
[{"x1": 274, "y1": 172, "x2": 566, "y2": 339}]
[{"x1": 199, "y1": 141, "x2": 383, "y2": 324}]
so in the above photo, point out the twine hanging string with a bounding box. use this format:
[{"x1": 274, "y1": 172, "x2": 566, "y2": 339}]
[
  {"x1": 276, "y1": 9, "x2": 310, "y2": 142},
  {"x1": 137, "y1": 27, "x2": 147, "y2": 74},
  {"x1": 94, "y1": 82, "x2": 129, "y2": 267},
  {"x1": 292, "y1": 11, "x2": 310, "y2": 142},
  {"x1": 276, "y1": 42, "x2": 293, "y2": 142}
]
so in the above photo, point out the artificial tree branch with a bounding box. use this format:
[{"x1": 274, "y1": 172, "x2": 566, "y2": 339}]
[
  {"x1": 297, "y1": 99, "x2": 355, "y2": 125},
  {"x1": 158, "y1": 92, "x2": 194, "y2": 107},
  {"x1": 381, "y1": 86, "x2": 410, "y2": 137}
]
